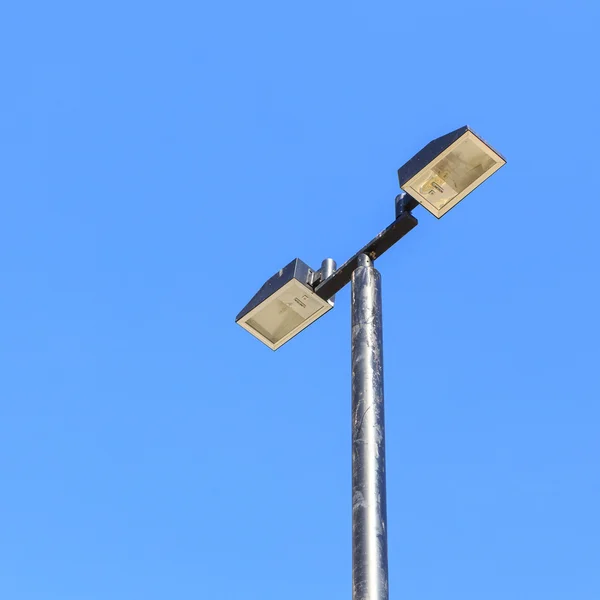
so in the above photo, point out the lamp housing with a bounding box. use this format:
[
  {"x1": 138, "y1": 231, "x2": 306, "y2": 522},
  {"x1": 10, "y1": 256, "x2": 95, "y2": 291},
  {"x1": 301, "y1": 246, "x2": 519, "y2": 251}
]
[
  {"x1": 236, "y1": 258, "x2": 333, "y2": 350},
  {"x1": 397, "y1": 126, "x2": 505, "y2": 218}
]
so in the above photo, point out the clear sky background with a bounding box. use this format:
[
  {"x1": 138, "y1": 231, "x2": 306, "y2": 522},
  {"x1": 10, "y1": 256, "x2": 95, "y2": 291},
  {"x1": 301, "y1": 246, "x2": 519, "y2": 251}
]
[{"x1": 1, "y1": 1, "x2": 599, "y2": 599}]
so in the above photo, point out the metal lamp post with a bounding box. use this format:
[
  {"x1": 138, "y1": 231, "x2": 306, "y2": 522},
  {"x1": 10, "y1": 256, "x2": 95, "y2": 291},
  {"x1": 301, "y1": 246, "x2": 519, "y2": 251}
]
[
  {"x1": 351, "y1": 253, "x2": 388, "y2": 600},
  {"x1": 235, "y1": 126, "x2": 506, "y2": 600}
]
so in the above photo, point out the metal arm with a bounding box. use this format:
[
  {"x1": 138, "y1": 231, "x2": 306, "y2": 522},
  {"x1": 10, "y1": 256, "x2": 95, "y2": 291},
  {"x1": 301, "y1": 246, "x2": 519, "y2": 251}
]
[{"x1": 314, "y1": 210, "x2": 417, "y2": 302}]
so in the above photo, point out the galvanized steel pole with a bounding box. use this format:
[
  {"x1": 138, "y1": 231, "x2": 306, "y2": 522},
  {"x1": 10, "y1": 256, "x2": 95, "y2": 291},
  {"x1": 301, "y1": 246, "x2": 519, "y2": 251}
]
[{"x1": 351, "y1": 253, "x2": 389, "y2": 600}]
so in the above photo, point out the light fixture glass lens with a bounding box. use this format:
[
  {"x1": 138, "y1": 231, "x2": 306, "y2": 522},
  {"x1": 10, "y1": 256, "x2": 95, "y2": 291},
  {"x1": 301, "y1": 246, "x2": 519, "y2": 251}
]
[
  {"x1": 409, "y1": 137, "x2": 498, "y2": 211},
  {"x1": 246, "y1": 285, "x2": 324, "y2": 344}
]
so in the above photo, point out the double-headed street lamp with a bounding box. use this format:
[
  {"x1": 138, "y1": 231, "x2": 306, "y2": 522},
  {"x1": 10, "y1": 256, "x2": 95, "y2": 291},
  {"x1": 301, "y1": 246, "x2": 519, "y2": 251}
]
[{"x1": 235, "y1": 126, "x2": 505, "y2": 600}]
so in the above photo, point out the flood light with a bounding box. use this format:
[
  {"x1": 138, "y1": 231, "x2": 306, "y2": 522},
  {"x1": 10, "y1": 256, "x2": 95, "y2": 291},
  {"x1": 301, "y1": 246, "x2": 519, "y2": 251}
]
[
  {"x1": 236, "y1": 258, "x2": 333, "y2": 350},
  {"x1": 397, "y1": 126, "x2": 505, "y2": 218}
]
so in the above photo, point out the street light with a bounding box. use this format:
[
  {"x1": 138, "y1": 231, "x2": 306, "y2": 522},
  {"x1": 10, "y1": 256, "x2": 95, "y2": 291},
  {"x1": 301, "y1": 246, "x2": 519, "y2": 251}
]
[{"x1": 235, "y1": 126, "x2": 505, "y2": 600}]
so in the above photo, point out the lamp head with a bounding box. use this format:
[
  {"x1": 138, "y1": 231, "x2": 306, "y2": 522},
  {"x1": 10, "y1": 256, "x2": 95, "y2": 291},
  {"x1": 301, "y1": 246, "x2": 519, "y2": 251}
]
[
  {"x1": 236, "y1": 259, "x2": 333, "y2": 350},
  {"x1": 398, "y1": 126, "x2": 505, "y2": 218}
]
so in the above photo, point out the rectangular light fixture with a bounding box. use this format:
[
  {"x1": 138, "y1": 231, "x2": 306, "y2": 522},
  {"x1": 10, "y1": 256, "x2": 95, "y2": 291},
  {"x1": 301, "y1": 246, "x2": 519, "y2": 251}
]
[
  {"x1": 236, "y1": 259, "x2": 333, "y2": 350},
  {"x1": 398, "y1": 126, "x2": 506, "y2": 218}
]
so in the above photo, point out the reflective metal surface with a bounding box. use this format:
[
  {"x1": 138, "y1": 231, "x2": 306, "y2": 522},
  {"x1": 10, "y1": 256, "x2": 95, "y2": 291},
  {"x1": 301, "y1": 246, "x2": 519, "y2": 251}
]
[{"x1": 351, "y1": 254, "x2": 388, "y2": 600}]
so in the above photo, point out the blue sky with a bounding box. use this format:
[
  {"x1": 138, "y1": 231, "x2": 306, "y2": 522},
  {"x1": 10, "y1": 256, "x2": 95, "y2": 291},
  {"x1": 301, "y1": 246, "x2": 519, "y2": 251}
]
[{"x1": 1, "y1": 1, "x2": 599, "y2": 599}]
